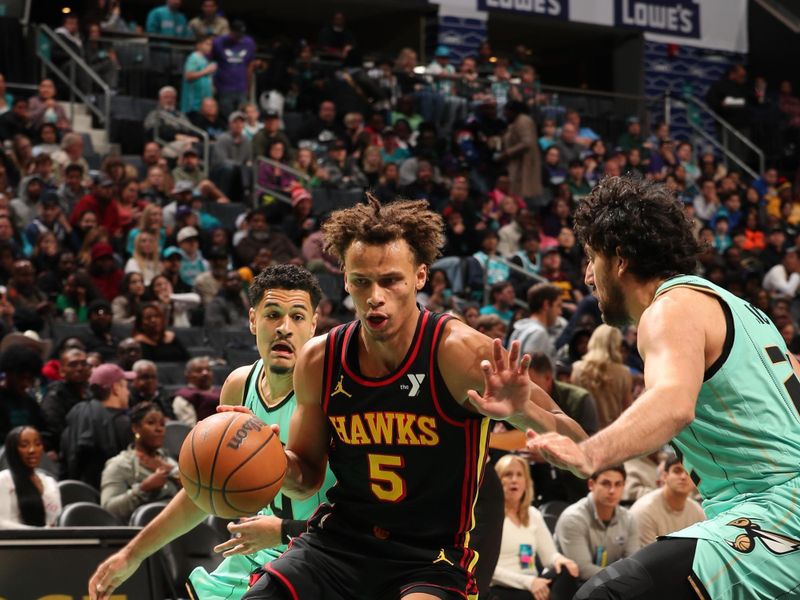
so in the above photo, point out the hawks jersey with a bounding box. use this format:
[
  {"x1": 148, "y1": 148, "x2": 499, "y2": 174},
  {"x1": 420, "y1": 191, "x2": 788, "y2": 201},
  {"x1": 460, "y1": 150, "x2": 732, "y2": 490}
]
[
  {"x1": 322, "y1": 310, "x2": 490, "y2": 553},
  {"x1": 242, "y1": 359, "x2": 336, "y2": 557},
  {"x1": 654, "y1": 275, "x2": 800, "y2": 517}
]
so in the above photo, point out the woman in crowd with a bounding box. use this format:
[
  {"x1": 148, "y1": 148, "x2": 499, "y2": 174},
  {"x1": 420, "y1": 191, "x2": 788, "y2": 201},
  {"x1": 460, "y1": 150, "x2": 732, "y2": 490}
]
[
  {"x1": 116, "y1": 179, "x2": 143, "y2": 234},
  {"x1": 290, "y1": 147, "x2": 321, "y2": 186},
  {"x1": 78, "y1": 224, "x2": 109, "y2": 268},
  {"x1": 571, "y1": 324, "x2": 632, "y2": 430},
  {"x1": 257, "y1": 140, "x2": 296, "y2": 194},
  {"x1": 100, "y1": 402, "x2": 180, "y2": 523},
  {"x1": 124, "y1": 231, "x2": 160, "y2": 285},
  {"x1": 490, "y1": 454, "x2": 579, "y2": 600},
  {"x1": 56, "y1": 272, "x2": 98, "y2": 322},
  {"x1": 31, "y1": 230, "x2": 60, "y2": 275},
  {"x1": 132, "y1": 302, "x2": 189, "y2": 362},
  {"x1": 0, "y1": 426, "x2": 61, "y2": 528},
  {"x1": 70, "y1": 209, "x2": 98, "y2": 254},
  {"x1": 127, "y1": 204, "x2": 166, "y2": 256},
  {"x1": 146, "y1": 274, "x2": 200, "y2": 328},
  {"x1": 111, "y1": 272, "x2": 146, "y2": 325}
]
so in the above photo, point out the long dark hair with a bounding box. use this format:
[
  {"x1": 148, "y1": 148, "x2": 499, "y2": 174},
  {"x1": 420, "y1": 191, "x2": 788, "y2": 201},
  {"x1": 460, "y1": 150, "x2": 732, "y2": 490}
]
[{"x1": 4, "y1": 426, "x2": 45, "y2": 526}]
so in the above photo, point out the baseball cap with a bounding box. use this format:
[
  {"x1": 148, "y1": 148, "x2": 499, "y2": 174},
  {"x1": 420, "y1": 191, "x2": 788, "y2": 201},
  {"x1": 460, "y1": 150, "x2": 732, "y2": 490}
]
[
  {"x1": 92, "y1": 171, "x2": 114, "y2": 187},
  {"x1": 175, "y1": 205, "x2": 193, "y2": 219},
  {"x1": 626, "y1": 115, "x2": 640, "y2": 125},
  {"x1": 40, "y1": 191, "x2": 60, "y2": 207},
  {"x1": 89, "y1": 363, "x2": 135, "y2": 389},
  {"x1": 171, "y1": 180, "x2": 195, "y2": 196},
  {"x1": 230, "y1": 19, "x2": 247, "y2": 34},
  {"x1": 90, "y1": 243, "x2": 114, "y2": 260},
  {"x1": 162, "y1": 246, "x2": 182, "y2": 260},
  {"x1": 264, "y1": 109, "x2": 280, "y2": 120},
  {"x1": 434, "y1": 45, "x2": 450, "y2": 58},
  {"x1": 228, "y1": 111, "x2": 246, "y2": 123},
  {"x1": 541, "y1": 246, "x2": 560, "y2": 256},
  {"x1": 329, "y1": 139, "x2": 347, "y2": 151},
  {"x1": 291, "y1": 185, "x2": 312, "y2": 207},
  {"x1": 181, "y1": 147, "x2": 199, "y2": 158},
  {"x1": 177, "y1": 226, "x2": 200, "y2": 243}
]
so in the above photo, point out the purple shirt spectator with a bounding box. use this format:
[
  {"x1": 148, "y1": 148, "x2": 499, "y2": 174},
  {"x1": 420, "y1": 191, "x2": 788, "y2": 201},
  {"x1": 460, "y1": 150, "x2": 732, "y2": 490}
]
[{"x1": 212, "y1": 32, "x2": 255, "y2": 94}]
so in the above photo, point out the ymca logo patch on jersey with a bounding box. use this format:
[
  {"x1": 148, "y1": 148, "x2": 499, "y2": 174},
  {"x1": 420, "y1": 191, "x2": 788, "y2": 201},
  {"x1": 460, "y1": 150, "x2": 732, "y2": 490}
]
[{"x1": 402, "y1": 374, "x2": 426, "y2": 397}]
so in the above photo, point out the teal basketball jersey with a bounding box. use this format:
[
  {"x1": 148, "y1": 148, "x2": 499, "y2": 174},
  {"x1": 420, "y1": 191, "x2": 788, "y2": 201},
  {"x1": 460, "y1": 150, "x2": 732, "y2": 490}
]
[
  {"x1": 654, "y1": 275, "x2": 800, "y2": 517},
  {"x1": 187, "y1": 360, "x2": 337, "y2": 600}
]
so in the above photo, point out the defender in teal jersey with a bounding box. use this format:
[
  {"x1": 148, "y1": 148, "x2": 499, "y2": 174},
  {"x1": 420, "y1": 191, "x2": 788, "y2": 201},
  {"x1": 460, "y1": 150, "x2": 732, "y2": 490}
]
[
  {"x1": 89, "y1": 265, "x2": 332, "y2": 600},
  {"x1": 529, "y1": 176, "x2": 800, "y2": 599}
]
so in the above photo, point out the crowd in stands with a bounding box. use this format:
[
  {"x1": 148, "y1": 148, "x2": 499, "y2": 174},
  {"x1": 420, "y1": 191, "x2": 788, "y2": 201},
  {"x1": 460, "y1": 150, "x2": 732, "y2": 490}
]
[{"x1": 3, "y1": 3, "x2": 800, "y2": 596}]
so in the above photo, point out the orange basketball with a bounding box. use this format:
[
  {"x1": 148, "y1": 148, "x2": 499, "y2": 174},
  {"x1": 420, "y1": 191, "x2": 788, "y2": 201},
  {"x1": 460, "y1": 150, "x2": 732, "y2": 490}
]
[{"x1": 178, "y1": 412, "x2": 286, "y2": 518}]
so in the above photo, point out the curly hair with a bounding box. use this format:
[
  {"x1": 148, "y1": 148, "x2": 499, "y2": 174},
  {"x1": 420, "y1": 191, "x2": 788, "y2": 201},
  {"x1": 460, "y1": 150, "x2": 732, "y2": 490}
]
[
  {"x1": 574, "y1": 176, "x2": 699, "y2": 280},
  {"x1": 322, "y1": 194, "x2": 444, "y2": 267}
]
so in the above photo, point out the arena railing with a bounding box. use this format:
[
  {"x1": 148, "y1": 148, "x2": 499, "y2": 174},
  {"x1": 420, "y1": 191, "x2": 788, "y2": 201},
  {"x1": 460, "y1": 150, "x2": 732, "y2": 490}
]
[
  {"x1": 664, "y1": 91, "x2": 765, "y2": 179},
  {"x1": 252, "y1": 156, "x2": 311, "y2": 207},
  {"x1": 36, "y1": 24, "x2": 112, "y2": 142},
  {"x1": 481, "y1": 256, "x2": 548, "y2": 307},
  {"x1": 151, "y1": 110, "x2": 210, "y2": 178}
]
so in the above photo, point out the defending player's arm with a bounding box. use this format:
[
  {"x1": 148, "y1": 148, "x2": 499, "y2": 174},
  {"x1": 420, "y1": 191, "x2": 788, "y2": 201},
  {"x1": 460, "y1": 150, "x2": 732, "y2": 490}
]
[
  {"x1": 530, "y1": 291, "x2": 704, "y2": 478},
  {"x1": 281, "y1": 335, "x2": 331, "y2": 499},
  {"x1": 441, "y1": 320, "x2": 587, "y2": 442},
  {"x1": 88, "y1": 366, "x2": 251, "y2": 600}
]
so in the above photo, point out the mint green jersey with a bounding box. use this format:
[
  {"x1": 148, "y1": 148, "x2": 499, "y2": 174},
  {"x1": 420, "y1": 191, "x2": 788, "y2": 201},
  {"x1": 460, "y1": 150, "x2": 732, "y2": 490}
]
[
  {"x1": 187, "y1": 360, "x2": 336, "y2": 599},
  {"x1": 655, "y1": 275, "x2": 800, "y2": 517}
]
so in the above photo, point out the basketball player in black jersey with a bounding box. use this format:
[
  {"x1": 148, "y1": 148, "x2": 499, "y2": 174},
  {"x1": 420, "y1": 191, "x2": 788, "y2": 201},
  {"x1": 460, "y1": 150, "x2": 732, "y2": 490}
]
[{"x1": 243, "y1": 196, "x2": 588, "y2": 600}]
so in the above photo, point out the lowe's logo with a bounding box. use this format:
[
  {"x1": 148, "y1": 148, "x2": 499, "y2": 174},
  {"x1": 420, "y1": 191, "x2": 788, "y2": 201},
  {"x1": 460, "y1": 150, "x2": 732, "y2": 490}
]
[
  {"x1": 615, "y1": 0, "x2": 700, "y2": 38},
  {"x1": 478, "y1": 0, "x2": 567, "y2": 19}
]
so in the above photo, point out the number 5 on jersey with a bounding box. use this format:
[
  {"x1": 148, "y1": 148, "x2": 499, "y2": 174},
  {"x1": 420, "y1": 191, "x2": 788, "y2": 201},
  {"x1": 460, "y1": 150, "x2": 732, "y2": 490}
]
[{"x1": 368, "y1": 454, "x2": 407, "y2": 502}]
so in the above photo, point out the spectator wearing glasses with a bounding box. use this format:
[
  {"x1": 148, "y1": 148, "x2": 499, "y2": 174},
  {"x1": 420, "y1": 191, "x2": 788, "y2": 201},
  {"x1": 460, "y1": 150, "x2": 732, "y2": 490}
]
[
  {"x1": 40, "y1": 347, "x2": 90, "y2": 454},
  {"x1": 129, "y1": 359, "x2": 174, "y2": 418}
]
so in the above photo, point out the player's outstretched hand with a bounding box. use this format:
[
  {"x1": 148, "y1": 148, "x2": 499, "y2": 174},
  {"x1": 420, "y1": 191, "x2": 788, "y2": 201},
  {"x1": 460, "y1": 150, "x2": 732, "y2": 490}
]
[
  {"x1": 88, "y1": 549, "x2": 141, "y2": 600},
  {"x1": 216, "y1": 405, "x2": 280, "y2": 436},
  {"x1": 213, "y1": 515, "x2": 282, "y2": 557},
  {"x1": 467, "y1": 339, "x2": 532, "y2": 419},
  {"x1": 526, "y1": 430, "x2": 594, "y2": 479}
]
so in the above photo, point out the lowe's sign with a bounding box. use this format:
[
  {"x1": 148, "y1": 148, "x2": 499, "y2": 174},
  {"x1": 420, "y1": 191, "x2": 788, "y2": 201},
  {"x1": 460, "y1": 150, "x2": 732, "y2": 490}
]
[
  {"x1": 614, "y1": 0, "x2": 700, "y2": 38},
  {"x1": 477, "y1": 0, "x2": 568, "y2": 19}
]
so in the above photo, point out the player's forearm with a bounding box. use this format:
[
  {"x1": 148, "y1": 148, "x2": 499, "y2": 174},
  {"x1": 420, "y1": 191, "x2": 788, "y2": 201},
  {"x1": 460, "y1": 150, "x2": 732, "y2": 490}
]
[
  {"x1": 507, "y1": 393, "x2": 588, "y2": 442},
  {"x1": 125, "y1": 490, "x2": 207, "y2": 562},
  {"x1": 281, "y1": 450, "x2": 324, "y2": 500},
  {"x1": 581, "y1": 385, "x2": 694, "y2": 473}
]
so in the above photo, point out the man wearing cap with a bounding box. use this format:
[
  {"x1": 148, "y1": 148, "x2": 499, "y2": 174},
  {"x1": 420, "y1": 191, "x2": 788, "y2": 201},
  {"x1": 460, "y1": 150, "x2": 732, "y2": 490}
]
[
  {"x1": 252, "y1": 109, "x2": 292, "y2": 160},
  {"x1": 25, "y1": 191, "x2": 71, "y2": 246},
  {"x1": 70, "y1": 172, "x2": 122, "y2": 237},
  {"x1": 211, "y1": 20, "x2": 255, "y2": 118},
  {"x1": 81, "y1": 298, "x2": 120, "y2": 361},
  {"x1": 171, "y1": 147, "x2": 229, "y2": 204},
  {"x1": 162, "y1": 180, "x2": 196, "y2": 230},
  {"x1": 211, "y1": 110, "x2": 252, "y2": 200},
  {"x1": 193, "y1": 246, "x2": 230, "y2": 304},
  {"x1": 160, "y1": 246, "x2": 190, "y2": 293},
  {"x1": 176, "y1": 226, "x2": 208, "y2": 286},
  {"x1": 62, "y1": 363, "x2": 135, "y2": 488},
  {"x1": 319, "y1": 138, "x2": 367, "y2": 190}
]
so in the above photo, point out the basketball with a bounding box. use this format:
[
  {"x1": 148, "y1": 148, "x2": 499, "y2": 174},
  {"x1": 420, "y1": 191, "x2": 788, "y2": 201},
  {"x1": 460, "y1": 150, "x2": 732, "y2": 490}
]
[{"x1": 178, "y1": 412, "x2": 286, "y2": 518}]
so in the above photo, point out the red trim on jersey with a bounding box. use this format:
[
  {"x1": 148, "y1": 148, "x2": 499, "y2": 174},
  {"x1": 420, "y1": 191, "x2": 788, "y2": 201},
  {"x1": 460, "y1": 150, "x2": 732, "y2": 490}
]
[
  {"x1": 429, "y1": 316, "x2": 466, "y2": 428},
  {"x1": 321, "y1": 328, "x2": 339, "y2": 413},
  {"x1": 456, "y1": 416, "x2": 473, "y2": 560},
  {"x1": 399, "y1": 583, "x2": 468, "y2": 600},
  {"x1": 265, "y1": 565, "x2": 300, "y2": 600},
  {"x1": 341, "y1": 311, "x2": 431, "y2": 386}
]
